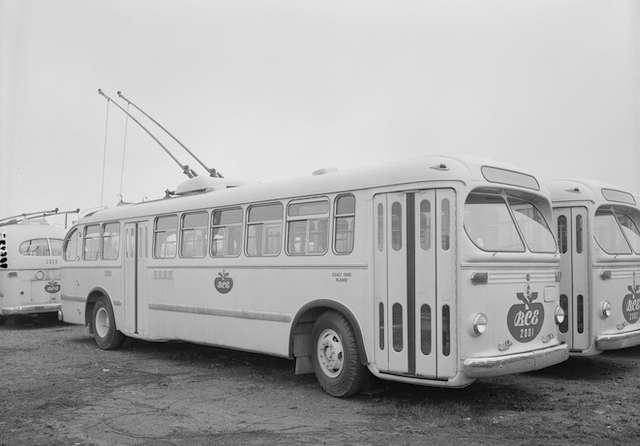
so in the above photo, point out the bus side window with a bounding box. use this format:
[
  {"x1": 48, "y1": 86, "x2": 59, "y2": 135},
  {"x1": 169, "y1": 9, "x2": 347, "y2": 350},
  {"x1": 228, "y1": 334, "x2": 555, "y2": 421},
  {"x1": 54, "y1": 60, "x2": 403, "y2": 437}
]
[
  {"x1": 286, "y1": 199, "x2": 329, "y2": 256},
  {"x1": 334, "y1": 194, "x2": 355, "y2": 255},
  {"x1": 102, "y1": 223, "x2": 120, "y2": 260},
  {"x1": 557, "y1": 215, "x2": 567, "y2": 254},
  {"x1": 575, "y1": 214, "x2": 583, "y2": 254},
  {"x1": 19, "y1": 238, "x2": 50, "y2": 256},
  {"x1": 211, "y1": 208, "x2": 243, "y2": 257},
  {"x1": 420, "y1": 199, "x2": 431, "y2": 250},
  {"x1": 63, "y1": 229, "x2": 80, "y2": 261},
  {"x1": 391, "y1": 202, "x2": 402, "y2": 251},
  {"x1": 247, "y1": 203, "x2": 283, "y2": 257},
  {"x1": 377, "y1": 203, "x2": 384, "y2": 252},
  {"x1": 83, "y1": 225, "x2": 101, "y2": 260},
  {"x1": 180, "y1": 212, "x2": 208, "y2": 258},
  {"x1": 154, "y1": 215, "x2": 178, "y2": 258}
]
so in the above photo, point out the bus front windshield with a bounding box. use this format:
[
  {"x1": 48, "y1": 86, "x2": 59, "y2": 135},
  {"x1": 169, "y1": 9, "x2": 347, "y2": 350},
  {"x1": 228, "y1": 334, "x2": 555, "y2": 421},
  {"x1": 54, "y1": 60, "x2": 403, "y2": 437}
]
[
  {"x1": 595, "y1": 206, "x2": 640, "y2": 255},
  {"x1": 464, "y1": 193, "x2": 556, "y2": 253}
]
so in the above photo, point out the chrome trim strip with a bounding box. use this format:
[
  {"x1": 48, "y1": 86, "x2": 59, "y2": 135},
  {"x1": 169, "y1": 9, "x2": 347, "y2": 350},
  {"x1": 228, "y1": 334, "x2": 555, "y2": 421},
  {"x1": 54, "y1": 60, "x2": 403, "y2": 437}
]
[
  {"x1": 60, "y1": 295, "x2": 87, "y2": 303},
  {"x1": 595, "y1": 329, "x2": 640, "y2": 350},
  {"x1": 146, "y1": 264, "x2": 368, "y2": 270},
  {"x1": 463, "y1": 344, "x2": 569, "y2": 378},
  {"x1": 148, "y1": 303, "x2": 291, "y2": 323},
  {"x1": 0, "y1": 303, "x2": 61, "y2": 315}
]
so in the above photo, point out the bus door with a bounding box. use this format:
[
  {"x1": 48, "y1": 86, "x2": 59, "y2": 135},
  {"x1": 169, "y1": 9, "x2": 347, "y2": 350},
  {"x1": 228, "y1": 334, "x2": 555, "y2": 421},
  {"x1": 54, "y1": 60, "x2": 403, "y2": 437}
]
[
  {"x1": 554, "y1": 207, "x2": 589, "y2": 350},
  {"x1": 374, "y1": 188, "x2": 457, "y2": 379},
  {"x1": 123, "y1": 221, "x2": 151, "y2": 336}
]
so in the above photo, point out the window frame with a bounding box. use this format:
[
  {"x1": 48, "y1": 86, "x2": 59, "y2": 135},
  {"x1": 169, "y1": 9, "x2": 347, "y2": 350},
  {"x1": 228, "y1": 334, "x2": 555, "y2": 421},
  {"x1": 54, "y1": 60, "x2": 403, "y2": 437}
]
[
  {"x1": 211, "y1": 206, "x2": 244, "y2": 258},
  {"x1": 179, "y1": 210, "x2": 209, "y2": 259},
  {"x1": 49, "y1": 238, "x2": 64, "y2": 257},
  {"x1": 18, "y1": 238, "x2": 51, "y2": 257},
  {"x1": 153, "y1": 214, "x2": 179, "y2": 259},
  {"x1": 101, "y1": 222, "x2": 121, "y2": 261},
  {"x1": 245, "y1": 202, "x2": 284, "y2": 257},
  {"x1": 333, "y1": 194, "x2": 355, "y2": 256},
  {"x1": 63, "y1": 227, "x2": 80, "y2": 261},
  {"x1": 614, "y1": 210, "x2": 640, "y2": 255},
  {"x1": 463, "y1": 192, "x2": 526, "y2": 253},
  {"x1": 83, "y1": 224, "x2": 102, "y2": 261},
  {"x1": 506, "y1": 196, "x2": 557, "y2": 254},
  {"x1": 285, "y1": 197, "x2": 330, "y2": 257},
  {"x1": 593, "y1": 206, "x2": 633, "y2": 255}
]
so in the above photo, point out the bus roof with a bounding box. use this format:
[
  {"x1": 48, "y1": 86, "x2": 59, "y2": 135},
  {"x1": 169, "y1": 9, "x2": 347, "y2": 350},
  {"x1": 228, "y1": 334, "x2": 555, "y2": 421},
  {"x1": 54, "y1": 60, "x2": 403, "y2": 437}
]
[
  {"x1": 77, "y1": 155, "x2": 548, "y2": 225},
  {"x1": 548, "y1": 179, "x2": 638, "y2": 208},
  {"x1": 0, "y1": 221, "x2": 67, "y2": 241}
]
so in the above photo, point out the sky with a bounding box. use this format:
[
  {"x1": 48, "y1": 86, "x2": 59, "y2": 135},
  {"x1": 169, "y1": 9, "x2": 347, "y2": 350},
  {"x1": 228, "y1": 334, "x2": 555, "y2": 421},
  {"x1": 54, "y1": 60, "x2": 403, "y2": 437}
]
[{"x1": 0, "y1": 0, "x2": 639, "y2": 219}]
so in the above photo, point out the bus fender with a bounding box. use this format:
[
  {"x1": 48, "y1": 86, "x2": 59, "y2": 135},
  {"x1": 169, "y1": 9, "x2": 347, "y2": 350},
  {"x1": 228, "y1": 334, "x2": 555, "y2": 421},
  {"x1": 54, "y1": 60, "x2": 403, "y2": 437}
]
[
  {"x1": 289, "y1": 299, "x2": 368, "y2": 369},
  {"x1": 84, "y1": 286, "x2": 113, "y2": 330}
]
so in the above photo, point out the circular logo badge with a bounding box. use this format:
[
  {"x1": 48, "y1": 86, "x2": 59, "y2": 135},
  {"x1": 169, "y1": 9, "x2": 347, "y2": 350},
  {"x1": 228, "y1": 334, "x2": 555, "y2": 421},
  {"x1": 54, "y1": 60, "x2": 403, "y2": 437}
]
[
  {"x1": 507, "y1": 284, "x2": 544, "y2": 343},
  {"x1": 44, "y1": 281, "x2": 61, "y2": 294},
  {"x1": 214, "y1": 271, "x2": 233, "y2": 294}
]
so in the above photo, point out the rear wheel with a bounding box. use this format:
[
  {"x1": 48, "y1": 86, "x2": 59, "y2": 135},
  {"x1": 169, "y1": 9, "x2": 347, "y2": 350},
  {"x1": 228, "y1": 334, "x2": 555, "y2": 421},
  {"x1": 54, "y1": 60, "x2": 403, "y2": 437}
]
[
  {"x1": 92, "y1": 297, "x2": 124, "y2": 350},
  {"x1": 311, "y1": 311, "x2": 367, "y2": 397}
]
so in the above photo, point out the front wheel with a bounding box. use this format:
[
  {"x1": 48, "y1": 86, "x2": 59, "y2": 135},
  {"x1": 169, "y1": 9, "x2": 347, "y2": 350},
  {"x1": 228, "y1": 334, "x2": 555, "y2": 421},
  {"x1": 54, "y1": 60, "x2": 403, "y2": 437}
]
[
  {"x1": 311, "y1": 311, "x2": 367, "y2": 397},
  {"x1": 92, "y1": 297, "x2": 125, "y2": 350}
]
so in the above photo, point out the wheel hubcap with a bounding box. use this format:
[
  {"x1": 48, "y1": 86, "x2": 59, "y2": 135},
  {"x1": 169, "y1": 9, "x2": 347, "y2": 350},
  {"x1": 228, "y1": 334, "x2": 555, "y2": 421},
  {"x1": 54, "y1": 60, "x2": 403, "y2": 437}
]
[
  {"x1": 317, "y1": 328, "x2": 344, "y2": 378},
  {"x1": 95, "y1": 307, "x2": 110, "y2": 338}
]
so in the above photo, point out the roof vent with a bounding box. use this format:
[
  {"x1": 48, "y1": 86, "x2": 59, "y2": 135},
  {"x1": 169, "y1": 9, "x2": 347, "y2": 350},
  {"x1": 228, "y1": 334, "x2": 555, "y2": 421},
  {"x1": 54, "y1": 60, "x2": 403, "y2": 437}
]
[{"x1": 312, "y1": 167, "x2": 338, "y2": 176}]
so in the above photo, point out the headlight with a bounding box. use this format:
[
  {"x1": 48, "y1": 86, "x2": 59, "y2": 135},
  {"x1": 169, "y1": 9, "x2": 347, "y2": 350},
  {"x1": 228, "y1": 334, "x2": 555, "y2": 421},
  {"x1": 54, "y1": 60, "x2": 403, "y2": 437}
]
[
  {"x1": 472, "y1": 313, "x2": 488, "y2": 336},
  {"x1": 601, "y1": 300, "x2": 612, "y2": 318},
  {"x1": 554, "y1": 306, "x2": 565, "y2": 325}
]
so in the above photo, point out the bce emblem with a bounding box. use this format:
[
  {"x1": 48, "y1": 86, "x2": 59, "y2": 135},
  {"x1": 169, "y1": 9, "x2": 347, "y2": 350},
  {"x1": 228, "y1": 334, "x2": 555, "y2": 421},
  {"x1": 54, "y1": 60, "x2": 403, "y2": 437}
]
[{"x1": 507, "y1": 273, "x2": 544, "y2": 342}]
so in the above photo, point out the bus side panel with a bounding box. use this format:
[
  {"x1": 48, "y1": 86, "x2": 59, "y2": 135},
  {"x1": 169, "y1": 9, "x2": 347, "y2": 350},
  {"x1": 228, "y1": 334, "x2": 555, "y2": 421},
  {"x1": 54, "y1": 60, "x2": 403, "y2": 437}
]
[
  {"x1": 61, "y1": 265, "x2": 86, "y2": 324},
  {"x1": 145, "y1": 265, "x2": 370, "y2": 358}
]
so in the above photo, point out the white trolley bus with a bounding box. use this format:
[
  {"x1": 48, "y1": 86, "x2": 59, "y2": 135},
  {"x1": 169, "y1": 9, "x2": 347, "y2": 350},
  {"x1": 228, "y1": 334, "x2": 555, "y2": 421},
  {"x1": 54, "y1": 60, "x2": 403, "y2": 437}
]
[
  {"x1": 61, "y1": 156, "x2": 568, "y2": 396},
  {"x1": 0, "y1": 215, "x2": 68, "y2": 320},
  {"x1": 550, "y1": 180, "x2": 640, "y2": 354}
]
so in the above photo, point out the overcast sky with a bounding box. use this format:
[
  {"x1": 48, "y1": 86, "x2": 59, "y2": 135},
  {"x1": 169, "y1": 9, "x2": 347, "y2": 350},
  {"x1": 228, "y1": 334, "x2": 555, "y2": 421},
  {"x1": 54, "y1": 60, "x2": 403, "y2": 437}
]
[{"x1": 1, "y1": 0, "x2": 638, "y2": 219}]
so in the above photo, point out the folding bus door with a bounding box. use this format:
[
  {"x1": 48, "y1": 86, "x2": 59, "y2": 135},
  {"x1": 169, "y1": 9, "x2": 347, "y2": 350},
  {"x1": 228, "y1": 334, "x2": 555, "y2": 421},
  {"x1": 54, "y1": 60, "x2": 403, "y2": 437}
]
[
  {"x1": 374, "y1": 189, "x2": 457, "y2": 379},
  {"x1": 123, "y1": 220, "x2": 151, "y2": 336},
  {"x1": 555, "y1": 207, "x2": 590, "y2": 350}
]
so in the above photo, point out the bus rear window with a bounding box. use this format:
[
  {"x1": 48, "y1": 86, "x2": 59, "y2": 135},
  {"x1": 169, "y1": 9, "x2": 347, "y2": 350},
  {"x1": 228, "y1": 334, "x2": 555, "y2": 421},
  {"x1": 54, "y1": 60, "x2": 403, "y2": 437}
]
[
  {"x1": 50, "y1": 238, "x2": 64, "y2": 257},
  {"x1": 594, "y1": 208, "x2": 631, "y2": 254},
  {"x1": 19, "y1": 238, "x2": 51, "y2": 256},
  {"x1": 507, "y1": 198, "x2": 556, "y2": 253},
  {"x1": 464, "y1": 194, "x2": 524, "y2": 252}
]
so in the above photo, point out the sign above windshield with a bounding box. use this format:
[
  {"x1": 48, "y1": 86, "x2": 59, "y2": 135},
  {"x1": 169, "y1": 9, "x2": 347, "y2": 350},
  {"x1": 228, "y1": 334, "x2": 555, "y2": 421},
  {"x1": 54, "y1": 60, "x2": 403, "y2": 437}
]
[{"x1": 481, "y1": 166, "x2": 540, "y2": 191}]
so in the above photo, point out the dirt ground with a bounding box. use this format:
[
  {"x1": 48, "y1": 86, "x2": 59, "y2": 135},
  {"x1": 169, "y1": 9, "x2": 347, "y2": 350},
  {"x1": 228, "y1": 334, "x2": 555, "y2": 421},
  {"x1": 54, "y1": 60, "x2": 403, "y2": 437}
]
[{"x1": 1, "y1": 317, "x2": 639, "y2": 446}]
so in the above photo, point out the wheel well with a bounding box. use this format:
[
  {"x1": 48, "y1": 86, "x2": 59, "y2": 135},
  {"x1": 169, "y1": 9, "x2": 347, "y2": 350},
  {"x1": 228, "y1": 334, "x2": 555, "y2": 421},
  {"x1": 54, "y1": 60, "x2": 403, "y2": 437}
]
[
  {"x1": 289, "y1": 300, "x2": 368, "y2": 373},
  {"x1": 85, "y1": 289, "x2": 109, "y2": 333}
]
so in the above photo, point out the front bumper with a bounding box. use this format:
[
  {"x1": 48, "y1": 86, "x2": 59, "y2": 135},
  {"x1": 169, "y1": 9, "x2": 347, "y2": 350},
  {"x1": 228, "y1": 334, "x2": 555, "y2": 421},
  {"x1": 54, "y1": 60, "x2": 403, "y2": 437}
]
[
  {"x1": 595, "y1": 328, "x2": 640, "y2": 350},
  {"x1": 463, "y1": 343, "x2": 569, "y2": 378},
  {"x1": 1, "y1": 303, "x2": 62, "y2": 316}
]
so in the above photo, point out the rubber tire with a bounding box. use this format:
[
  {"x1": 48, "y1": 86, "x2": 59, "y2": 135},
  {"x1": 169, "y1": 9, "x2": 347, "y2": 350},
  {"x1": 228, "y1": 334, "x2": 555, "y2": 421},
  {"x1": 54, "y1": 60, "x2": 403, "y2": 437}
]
[
  {"x1": 311, "y1": 311, "x2": 367, "y2": 398},
  {"x1": 91, "y1": 297, "x2": 125, "y2": 350}
]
